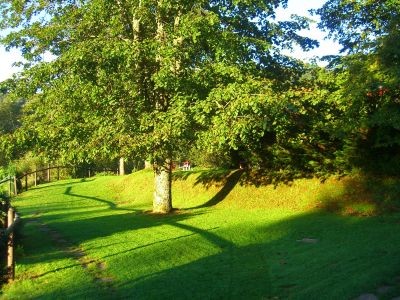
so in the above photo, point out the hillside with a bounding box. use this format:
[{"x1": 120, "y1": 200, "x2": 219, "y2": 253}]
[{"x1": 1, "y1": 169, "x2": 400, "y2": 299}]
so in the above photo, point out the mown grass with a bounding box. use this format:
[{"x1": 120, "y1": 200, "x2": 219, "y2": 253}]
[{"x1": 1, "y1": 169, "x2": 400, "y2": 299}]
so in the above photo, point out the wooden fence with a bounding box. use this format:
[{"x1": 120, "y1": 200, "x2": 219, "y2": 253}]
[{"x1": 17, "y1": 165, "x2": 119, "y2": 193}]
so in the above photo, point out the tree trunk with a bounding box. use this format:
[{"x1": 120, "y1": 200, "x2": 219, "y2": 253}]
[
  {"x1": 119, "y1": 157, "x2": 125, "y2": 176},
  {"x1": 153, "y1": 159, "x2": 172, "y2": 213},
  {"x1": 152, "y1": 1, "x2": 173, "y2": 214},
  {"x1": 145, "y1": 160, "x2": 152, "y2": 169}
]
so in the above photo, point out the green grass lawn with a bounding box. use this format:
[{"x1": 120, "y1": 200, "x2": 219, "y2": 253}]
[{"x1": 1, "y1": 169, "x2": 400, "y2": 299}]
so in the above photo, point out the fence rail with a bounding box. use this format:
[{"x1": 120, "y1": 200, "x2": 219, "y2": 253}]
[{"x1": 0, "y1": 165, "x2": 120, "y2": 196}]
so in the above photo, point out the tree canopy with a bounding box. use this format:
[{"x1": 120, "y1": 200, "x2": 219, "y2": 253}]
[{"x1": 0, "y1": 0, "x2": 319, "y2": 212}]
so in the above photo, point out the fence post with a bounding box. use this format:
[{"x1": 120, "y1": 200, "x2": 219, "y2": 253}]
[
  {"x1": 47, "y1": 164, "x2": 51, "y2": 182},
  {"x1": 7, "y1": 207, "x2": 15, "y2": 281},
  {"x1": 34, "y1": 171, "x2": 37, "y2": 187},
  {"x1": 88, "y1": 168, "x2": 91, "y2": 178},
  {"x1": 13, "y1": 176, "x2": 17, "y2": 196},
  {"x1": 25, "y1": 175, "x2": 28, "y2": 192},
  {"x1": 57, "y1": 167, "x2": 60, "y2": 181}
]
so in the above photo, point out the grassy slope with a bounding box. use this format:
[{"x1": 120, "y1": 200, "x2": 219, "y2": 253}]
[{"x1": 1, "y1": 169, "x2": 400, "y2": 299}]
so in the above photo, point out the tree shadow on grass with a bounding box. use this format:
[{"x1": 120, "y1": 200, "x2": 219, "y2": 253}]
[
  {"x1": 16, "y1": 185, "x2": 137, "y2": 222},
  {"x1": 11, "y1": 173, "x2": 400, "y2": 299},
  {"x1": 177, "y1": 169, "x2": 400, "y2": 213},
  {"x1": 63, "y1": 186, "x2": 127, "y2": 211},
  {"x1": 34, "y1": 208, "x2": 207, "y2": 248},
  {"x1": 25, "y1": 184, "x2": 220, "y2": 248},
  {"x1": 28, "y1": 178, "x2": 97, "y2": 192},
  {"x1": 176, "y1": 168, "x2": 309, "y2": 210},
  {"x1": 13, "y1": 202, "x2": 400, "y2": 299},
  {"x1": 20, "y1": 225, "x2": 225, "y2": 281},
  {"x1": 173, "y1": 168, "x2": 311, "y2": 188},
  {"x1": 113, "y1": 212, "x2": 400, "y2": 300},
  {"x1": 187, "y1": 170, "x2": 243, "y2": 209},
  {"x1": 238, "y1": 169, "x2": 315, "y2": 188},
  {"x1": 173, "y1": 168, "x2": 232, "y2": 188}
]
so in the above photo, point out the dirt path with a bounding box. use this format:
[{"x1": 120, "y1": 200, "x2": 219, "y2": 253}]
[{"x1": 26, "y1": 217, "x2": 117, "y2": 297}]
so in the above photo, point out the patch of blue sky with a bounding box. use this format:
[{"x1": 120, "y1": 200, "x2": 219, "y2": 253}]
[{"x1": 275, "y1": 0, "x2": 341, "y2": 65}]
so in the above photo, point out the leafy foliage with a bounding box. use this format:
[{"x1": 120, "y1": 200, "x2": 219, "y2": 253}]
[
  {"x1": 0, "y1": 0, "x2": 316, "y2": 164},
  {"x1": 315, "y1": 0, "x2": 400, "y2": 54},
  {"x1": 316, "y1": 0, "x2": 400, "y2": 175}
]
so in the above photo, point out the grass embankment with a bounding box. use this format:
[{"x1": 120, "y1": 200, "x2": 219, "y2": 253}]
[{"x1": 1, "y1": 169, "x2": 400, "y2": 299}]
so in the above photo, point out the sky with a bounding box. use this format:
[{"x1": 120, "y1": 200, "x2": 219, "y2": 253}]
[
  {"x1": 275, "y1": 0, "x2": 341, "y2": 62},
  {"x1": 0, "y1": 0, "x2": 341, "y2": 82}
]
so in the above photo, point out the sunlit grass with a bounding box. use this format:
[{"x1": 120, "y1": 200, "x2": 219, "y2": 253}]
[{"x1": 1, "y1": 169, "x2": 400, "y2": 299}]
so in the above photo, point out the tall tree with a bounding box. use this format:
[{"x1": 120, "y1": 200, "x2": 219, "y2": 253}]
[{"x1": 1, "y1": 0, "x2": 316, "y2": 212}]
